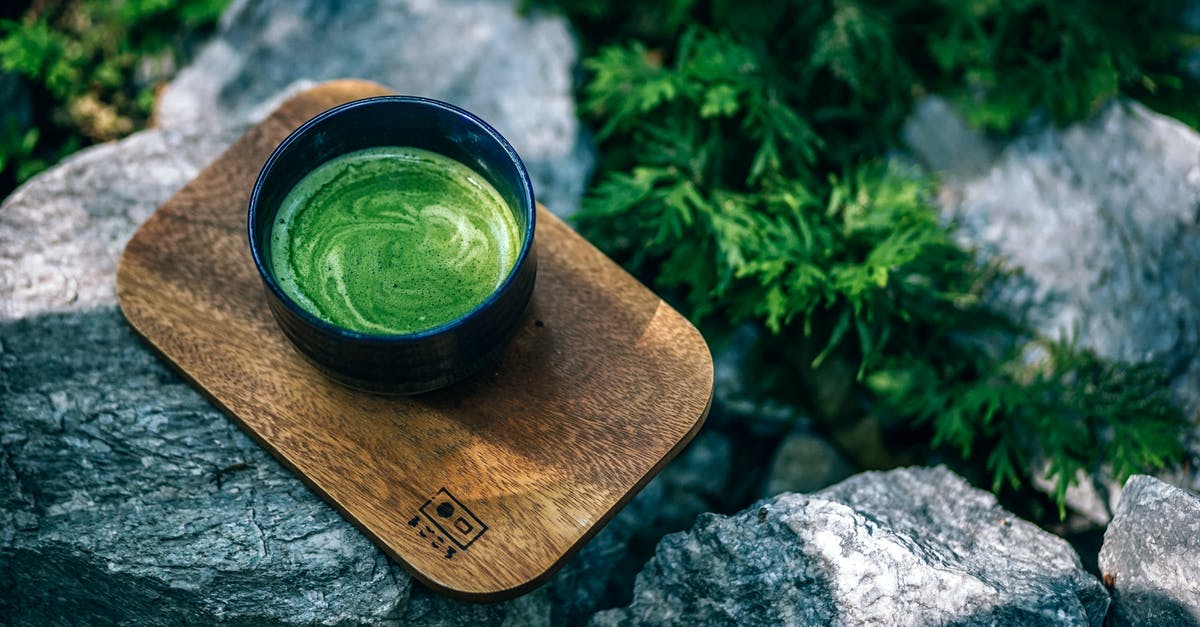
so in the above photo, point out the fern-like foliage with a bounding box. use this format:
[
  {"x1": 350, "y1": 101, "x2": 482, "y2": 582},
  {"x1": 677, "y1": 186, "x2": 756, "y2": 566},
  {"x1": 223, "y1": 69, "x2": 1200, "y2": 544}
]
[{"x1": 529, "y1": 0, "x2": 1194, "y2": 515}]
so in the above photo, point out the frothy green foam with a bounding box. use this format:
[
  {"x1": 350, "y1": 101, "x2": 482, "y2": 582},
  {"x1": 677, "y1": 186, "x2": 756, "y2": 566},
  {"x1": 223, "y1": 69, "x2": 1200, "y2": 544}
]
[{"x1": 269, "y1": 146, "x2": 520, "y2": 335}]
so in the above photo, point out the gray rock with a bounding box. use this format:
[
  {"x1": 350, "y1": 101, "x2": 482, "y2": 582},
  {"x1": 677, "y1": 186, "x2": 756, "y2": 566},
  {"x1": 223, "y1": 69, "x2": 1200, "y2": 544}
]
[
  {"x1": 761, "y1": 427, "x2": 855, "y2": 497},
  {"x1": 0, "y1": 308, "x2": 412, "y2": 624},
  {"x1": 1030, "y1": 464, "x2": 1121, "y2": 527},
  {"x1": 905, "y1": 96, "x2": 1200, "y2": 516},
  {"x1": 904, "y1": 97, "x2": 1200, "y2": 415},
  {"x1": 592, "y1": 466, "x2": 1109, "y2": 626},
  {"x1": 0, "y1": 130, "x2": 629, "y2": 625},
  {"x1": 157, "y1": 0, "x2": 593, "y2": 217},
  {"x1": 710, "y1": 324, "x2": 800, "y2": 428},
  {"x1": 0, "y1": 126, "x2": 243, "y2": 321},
  {"x1": 1099, "y1": 475, "x2": 1200, "y2": 626},
  {"x1": 901, "y1": 96, "x2": 997, "y2": 181},
  {"x1": 649, "y1": 430, "x2": 733, "y2": 534}
]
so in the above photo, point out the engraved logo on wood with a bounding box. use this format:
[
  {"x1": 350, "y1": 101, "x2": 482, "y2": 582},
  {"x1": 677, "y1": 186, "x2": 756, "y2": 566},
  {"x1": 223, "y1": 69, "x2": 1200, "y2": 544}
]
[{"x1": 408, "y1": 488, "x2": 488, "y2": 559}]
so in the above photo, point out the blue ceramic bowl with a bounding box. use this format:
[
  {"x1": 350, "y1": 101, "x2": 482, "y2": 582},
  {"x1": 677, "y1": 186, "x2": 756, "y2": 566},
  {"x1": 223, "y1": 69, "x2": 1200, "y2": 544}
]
[{"x1": 248, "y1": 96, "x2": 537, "y2": 394}]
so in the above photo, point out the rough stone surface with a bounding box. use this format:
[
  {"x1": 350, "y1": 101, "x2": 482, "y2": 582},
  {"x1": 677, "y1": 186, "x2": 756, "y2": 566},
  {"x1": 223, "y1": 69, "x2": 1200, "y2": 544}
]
[
  {"x1": 1099, "y1": 475, "x2": 1200, "y2": 626},
  {"x1": 0, "y1": 309, "x2": 413, "y2": 624},
  {"x1": 0, "y1": 126, "x2": 243, "y2": 321},
  {"x1": 904, "y1": 97, "x2": 1200, "y2": 415},
  {"x1": 901, "y1": 96, "x2": 997, "y2": 181},
  {"x1": 591, "y1": 466, "x2": 1109, "y2": 627},
  {"x1": 158, "y1": 0, "x2": 593, "y2": 217},
  {"x1": 905, "y1": 96, "x2": 1200, "y2": 519},
  {"x1": 710, "y1": 324, "x2": 799, "y2": 429},
  {"x1": 645, "y1": 430, "x2": 733, "y2": 536},
  {"x1": 761, "y1": 427, "x2": 855, "y2": 497}
]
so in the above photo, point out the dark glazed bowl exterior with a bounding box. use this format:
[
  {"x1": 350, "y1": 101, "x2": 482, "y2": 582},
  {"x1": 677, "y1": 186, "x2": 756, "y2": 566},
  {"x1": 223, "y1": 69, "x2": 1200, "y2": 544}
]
[{"x1": 248, "y1": 96, "x2": 537, "y2": 394}]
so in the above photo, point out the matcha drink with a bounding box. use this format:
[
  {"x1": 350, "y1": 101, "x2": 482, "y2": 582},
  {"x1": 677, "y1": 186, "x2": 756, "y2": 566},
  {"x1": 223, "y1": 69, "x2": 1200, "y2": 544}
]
[{"x1": 269, "y1": 146, "x2": 520, "y2": 335}]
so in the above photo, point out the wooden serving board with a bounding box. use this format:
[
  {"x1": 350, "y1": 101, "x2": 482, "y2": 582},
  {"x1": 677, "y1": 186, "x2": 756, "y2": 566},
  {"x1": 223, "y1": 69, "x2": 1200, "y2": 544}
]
[{"x1": 116, "y1": 80, "x2": 713, "y2": 601}]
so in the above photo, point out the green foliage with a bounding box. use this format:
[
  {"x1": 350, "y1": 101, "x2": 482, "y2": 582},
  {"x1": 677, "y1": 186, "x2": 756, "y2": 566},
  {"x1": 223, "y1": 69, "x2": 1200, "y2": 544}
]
[
  {"x1": 542, "y1": 0, "x2": 1200, "y2": 136},
  {"x1": 0, "y1": 114, "x2": 39, "y2": 176},
  {"x1": 531, "y1": 0, "x2": 1194, "y2": 515},
  {"x1": 0, "y1": 0, "x2": 229, "y2": 191},
  {"x1": 870, "y1": 335, "x2": 1185, "y2": 519},
  {"x1": 918, "y1": 0, "x2": 1198, "y2": 130}
]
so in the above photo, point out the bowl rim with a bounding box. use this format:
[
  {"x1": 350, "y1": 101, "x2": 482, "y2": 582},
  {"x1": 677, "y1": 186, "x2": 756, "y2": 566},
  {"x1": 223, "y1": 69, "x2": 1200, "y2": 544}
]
[{"x1": 247, "y1": 95, "x2": 537, "y2": 344}]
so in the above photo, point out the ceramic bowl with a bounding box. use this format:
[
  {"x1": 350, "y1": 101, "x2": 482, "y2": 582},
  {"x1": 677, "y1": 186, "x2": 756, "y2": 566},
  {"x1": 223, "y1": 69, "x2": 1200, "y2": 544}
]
[{"x1": 247, "y1": 96, "x2": 537, "y2": 394}]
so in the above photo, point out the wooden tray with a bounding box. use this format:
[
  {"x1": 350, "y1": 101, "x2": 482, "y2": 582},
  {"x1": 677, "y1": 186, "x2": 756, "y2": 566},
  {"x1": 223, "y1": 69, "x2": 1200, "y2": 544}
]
[{"x1": 116, "y1": 80, "x2": 713, "y2": 601}]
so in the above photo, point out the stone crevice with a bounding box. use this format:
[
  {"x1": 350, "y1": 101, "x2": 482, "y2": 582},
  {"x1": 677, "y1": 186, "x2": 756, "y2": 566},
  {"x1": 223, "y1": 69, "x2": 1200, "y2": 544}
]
[{"x1": 248, "y1": 502, "x2": 269, "y2": 561}]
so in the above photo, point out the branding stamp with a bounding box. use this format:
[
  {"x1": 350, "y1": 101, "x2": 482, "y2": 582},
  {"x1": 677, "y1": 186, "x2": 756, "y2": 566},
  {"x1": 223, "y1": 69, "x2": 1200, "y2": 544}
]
[{"x1": 408, "y1": 488, "x2": 488, "y2": 559}]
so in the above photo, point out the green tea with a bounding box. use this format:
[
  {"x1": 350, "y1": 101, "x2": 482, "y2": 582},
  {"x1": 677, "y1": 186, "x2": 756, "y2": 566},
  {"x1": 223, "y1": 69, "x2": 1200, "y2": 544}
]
[{"x1": 269, "y1": 146, "x2": 520, "y2": 335}]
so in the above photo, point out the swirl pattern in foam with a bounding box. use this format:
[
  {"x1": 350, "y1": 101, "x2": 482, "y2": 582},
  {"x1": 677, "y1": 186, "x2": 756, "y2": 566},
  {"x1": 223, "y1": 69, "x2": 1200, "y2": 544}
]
[{"x1": 269, "y1": 147, "x2": 520, "y2": 335}]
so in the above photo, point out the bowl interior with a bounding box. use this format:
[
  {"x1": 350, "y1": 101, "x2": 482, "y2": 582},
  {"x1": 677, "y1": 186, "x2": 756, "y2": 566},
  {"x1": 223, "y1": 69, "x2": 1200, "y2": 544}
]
[{"x1": 248, "y1": 96, "x2": 536, "y2": 339}]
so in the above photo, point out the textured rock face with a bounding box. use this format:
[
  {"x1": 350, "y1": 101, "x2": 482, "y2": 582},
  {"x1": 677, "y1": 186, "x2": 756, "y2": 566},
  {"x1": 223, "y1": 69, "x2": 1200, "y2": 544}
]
[
  {"x1": 158, "y1": 0, "x2": 593, "y2": 217},
  {"x1": 901, "y1": 96, "x2": 996, "y2": 181},
  {"x1": 710, "y1": 325, "x2": 797, "y2": 426},
  {"x1": 0, "y1": 309, "x2": 413, "y2": 624},
  {"x1": 0, "y1": 127, "x2": 243, "y2": 321},
  {"x1": 592, "y1": 466, "x2": 1108, "y2": 627},
  {"x1": 905, "y1": 97, "x2": 1200, "y2": 415},
  {"x1": 1099, "y1": 475, "x2": 1200, "y2": 626},
  {"x1": 645, "y1": 430, "x2": 733, "y2": 536},
  {"x1": 761, "y1": 427, "x2": 854, "y2": 497}
]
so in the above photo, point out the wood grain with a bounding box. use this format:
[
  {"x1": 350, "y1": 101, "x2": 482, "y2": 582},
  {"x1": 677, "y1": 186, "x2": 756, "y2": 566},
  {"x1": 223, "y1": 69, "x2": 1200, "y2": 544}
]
[{"x1": 115, "y1": 80, "x2": 713, "y2": 601}]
